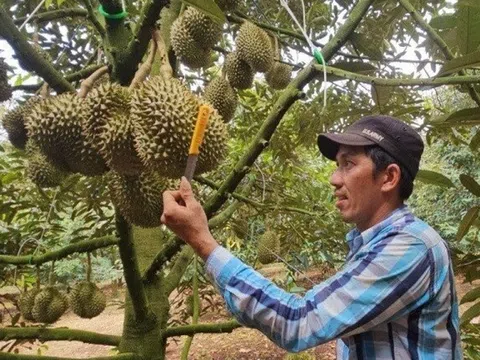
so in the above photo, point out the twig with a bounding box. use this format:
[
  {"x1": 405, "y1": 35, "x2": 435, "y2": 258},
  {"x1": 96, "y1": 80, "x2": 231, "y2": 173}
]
[
  {"x1": 78, "y1": 65, "x2": 109, "y2": 98},
  {"x1": 129, "y1": 36, "x2": 157, "y2": 90}
]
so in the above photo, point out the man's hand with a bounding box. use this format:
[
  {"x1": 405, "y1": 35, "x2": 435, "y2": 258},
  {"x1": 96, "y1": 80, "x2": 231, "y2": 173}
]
[{"x1": 161, "y1": 177, "x2": 218, "y2": 261}]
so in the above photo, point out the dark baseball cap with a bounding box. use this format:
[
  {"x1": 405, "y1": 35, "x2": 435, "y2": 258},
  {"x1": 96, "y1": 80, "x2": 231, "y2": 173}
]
[{"x1": 317, "y1": 115, "x2": 424, "y2": 178}]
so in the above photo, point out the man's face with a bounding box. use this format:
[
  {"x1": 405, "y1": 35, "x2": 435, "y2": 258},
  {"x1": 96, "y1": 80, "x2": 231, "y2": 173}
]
[{"x1": 330, "y1": 145, "x2": 385, "y2": 230}]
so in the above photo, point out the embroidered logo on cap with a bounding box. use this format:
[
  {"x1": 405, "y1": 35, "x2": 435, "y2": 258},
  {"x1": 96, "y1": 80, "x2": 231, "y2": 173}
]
[{"x1": 362, "y1": 128, "x2": 384, "y2": 142}]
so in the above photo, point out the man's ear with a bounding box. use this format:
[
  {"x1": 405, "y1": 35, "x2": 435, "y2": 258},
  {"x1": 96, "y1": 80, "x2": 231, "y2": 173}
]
[{"x1": 380, "y1": 163, "x2": 401, "y2": 193}]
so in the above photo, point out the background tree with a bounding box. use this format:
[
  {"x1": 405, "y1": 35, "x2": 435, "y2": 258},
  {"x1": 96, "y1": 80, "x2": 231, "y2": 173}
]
[{"x1": 0, "y1": 0, "x2": 479, "y2": 359}]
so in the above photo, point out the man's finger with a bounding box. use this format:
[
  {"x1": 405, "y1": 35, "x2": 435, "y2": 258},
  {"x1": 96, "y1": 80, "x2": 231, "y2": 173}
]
[{"x1": 180, "y1": 177, "x2": 195, "y2": 205}]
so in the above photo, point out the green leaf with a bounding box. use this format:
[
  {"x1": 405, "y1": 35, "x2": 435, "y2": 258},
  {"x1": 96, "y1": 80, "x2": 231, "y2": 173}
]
[
  {"x1": 349, "y1": 33, "x2": 383, "y2": 60},
  {"x1": 181, "y1": 0, "x2": 226, "y2": 25},
  {"x1": 371, "y1": 84, "x2": 393, "y2": 110},
  {"x1": 57, "y1": 0, "x2": 67, "y2": 6},
  {"x1": 470, "y1": 131, "x2": 480, "y2": 151},
  {"x1": 415, "y1": 170, "x2": 455, "y2": 188},
  {"x1": 327, "y1": 62, "x2": 376, "y2": 81},
  {"x1": 45, "y1": 0, "x2": 53, "y2": 9},
  {"x1": 456, "y1": 206, "x2": 480, "y2": 241},
  {"x1": 460, "y1": 301, "x2": 480, "y2": 326},
  {"x1": 456, "y1": 0, "x2": 480, "y2": 55},
  {"x1": 429, "y1": 14, "x2": 457, "y2": 29},
  {"x1": 438, "y1": 50, "x2": 480, "y2": 76},
  {"x1": 431, "y1": 107, "x2": 480, "y2": 127},
  {"x1": 460, "y1": 174, "x2": 480, "y2": 196},
  {"x1": 461, "y1": 286, "x2": 480, "y2": 305}
]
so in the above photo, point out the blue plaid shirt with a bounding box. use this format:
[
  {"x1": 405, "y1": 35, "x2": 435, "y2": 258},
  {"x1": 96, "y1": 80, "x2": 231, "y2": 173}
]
[{"x1": 205, "y1": 205, "x2": 462, "y2": 359}]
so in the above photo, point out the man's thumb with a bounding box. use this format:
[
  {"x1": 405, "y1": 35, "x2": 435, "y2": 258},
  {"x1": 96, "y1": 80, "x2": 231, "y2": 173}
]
[{"x1": 180, "y1": 177, "x2": 194, "y2": 203}]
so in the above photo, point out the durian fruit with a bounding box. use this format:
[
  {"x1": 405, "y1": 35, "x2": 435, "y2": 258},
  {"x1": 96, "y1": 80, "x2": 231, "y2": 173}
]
[
  {"x1": 25, "y1": 141, "x2": 67, "y2": 188},
  {"x1": 265, "y1": 62, "x2": 293, "y2": 90},
  {"x1": 0, "y1": 57, "x2": 12, "y2": 102},
  {"x1": 131, "y1": 76, "x2": 228, "y2": 178},
  {"x1": 70, "y1": 281, "x2": 106, "y2": 319},
  {"x1": 216, "y1": 0, "x2": 242, "y2": 11},
  {"x1": 18, "y1": 44, "x2": 53, "y2": 72},
  {"x1": 236, "y1": 22, "x2": 274, "y2": 73},
  {"x1": 257, "y1": 230, "x2": 280, "y2": 265},
  {"x1": 225, "y1": 52, "x2": 255, "y2": 90},
  {"x1": 2, "y1": 97, "x2": 41, "y2": 149},
  {"x1": 19, "y1": 288, "x2": 41, "y2": 321},
  {"x1": 26, "y1": 93, "x2": 108, "y2": 175},
  {"x1": 180, "y1": 7, "x2": 222, "y2": 49},
  {"x1": 84, "y1": 83, "x2": 143, "y2": 176},
  {"x1": 204, "y1": 77, "x2": 237, "y2": 123},
  {"x1": 109, "y1": 171, "x2": 177, "y2": 228},
  {"x1": 32, "y1": 286, "x2": 68, "y2": 324},
  {"x1": 171, "y1": 17, "x2": 212, "y2": 69}
]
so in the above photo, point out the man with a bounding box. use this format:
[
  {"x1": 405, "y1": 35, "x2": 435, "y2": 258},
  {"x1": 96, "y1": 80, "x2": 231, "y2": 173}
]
[{"x1": 161, "y1": 115, "x2": 462, "y2": 359}]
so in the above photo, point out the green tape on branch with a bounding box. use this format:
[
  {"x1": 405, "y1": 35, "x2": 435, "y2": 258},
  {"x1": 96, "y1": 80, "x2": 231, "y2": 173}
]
[
  {"x1": 98, "y1": 5, "x2": 128, "y2": 20},
  {"x1": 313, "y1": 48, "x2": 325, "y2": 65}
]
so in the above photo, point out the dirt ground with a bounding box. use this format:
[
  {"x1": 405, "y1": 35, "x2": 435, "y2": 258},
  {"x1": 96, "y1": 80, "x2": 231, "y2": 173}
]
[{"x1": 0, "y1": 269, "x2": 477, "y2": 360}]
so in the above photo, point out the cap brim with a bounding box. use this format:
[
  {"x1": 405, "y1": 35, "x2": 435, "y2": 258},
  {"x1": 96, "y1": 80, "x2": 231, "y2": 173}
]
[{"x1": 317, "y1": 133, "x2": 376, "y2": 160}]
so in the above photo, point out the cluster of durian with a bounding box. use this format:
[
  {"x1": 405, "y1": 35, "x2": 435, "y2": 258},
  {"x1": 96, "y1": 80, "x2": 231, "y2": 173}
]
[
  {"x1": 257, "y1": 230, "x2": 281, "y2": 264},
  {"x1": 1, "y1": 76, "x2": 228, "y2": 227},
  {"x1": 171, "y1": 6, "x2": 222, "y2": 69},
  {"x1": 20, "y1": 286, "x2": 68, "y2": 324},
  {"x1": 0, "y1": 57, "x2": 12, "y2": 102}
]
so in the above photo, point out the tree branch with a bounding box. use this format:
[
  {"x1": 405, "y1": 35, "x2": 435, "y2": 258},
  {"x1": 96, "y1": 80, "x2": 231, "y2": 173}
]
[
  {"x1": 79, "y1": 1, "x2": 107, "y2": 38},
  {"x1": 0, "y1": 236, "x2": 118, "y2": 265},
  {"x1": 0, "y1": 327, "x2": 120, "y2": 346},
  {"x1": 0, "y1": 353, "x2": 142, "y2": 360},
  {"x1": 0, "y1": 7, "x2": 75, "y2": 93},
  {"x1": 313, "y1": 65, "x2": 480, "y2": 87},
  {"x1": 163, "y1": 246, "x2": 194, "y2": 296},
  {"x1": 14, "y1": 8, "x2": 88, "y2": 25},
  {"x1": 115, "y1": 212, "x2": 154, "y2": 324},
  {"x1": 12, "y1": 64, "x2": 105, "y2": 92},
  {"x1": 164, "y1": 320, "x2": 241, "y2": 338},
  {"x1": 399, "y1": 0, "x2": 480, "y2": 106}
]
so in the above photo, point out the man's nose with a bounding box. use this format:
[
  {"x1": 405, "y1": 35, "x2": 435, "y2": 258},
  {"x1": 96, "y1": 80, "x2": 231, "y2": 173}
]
[{"x1": 330, "y1": 168, "x2": 342, "y2": 188}]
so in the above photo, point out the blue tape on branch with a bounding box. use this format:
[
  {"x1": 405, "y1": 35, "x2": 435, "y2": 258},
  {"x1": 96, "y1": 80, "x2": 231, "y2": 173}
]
[{"x1": 98, "y1": 4, "x2": 128, "y2": 20}]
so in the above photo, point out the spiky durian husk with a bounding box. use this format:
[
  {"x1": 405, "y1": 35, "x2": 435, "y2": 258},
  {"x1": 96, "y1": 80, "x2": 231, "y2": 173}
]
[
  {"x1": 18, "y1": 44, "x2": 52, "y2": 72},
  {"x1": 171, "y1": 19, "x2": 212, "y2": 69},
  {"x1": 84, "y1": 83, "x2": 143, "y2": 176},
  {"x1": 257, "y1": 230, "x2": 280, "y2": 264},
  {"x1": 131, "y1": 76, "x2": 228, "y2": 178},
  {"x1": 225, "y1": 52, "x2": 255, "y2": 90},
  {"x1": 236, "y1": 22, "x2": 274, "y2": 73},
  {"x1": 26, "y1": 149, "x2": 67, "y2": 188},
  {"x1": 180, "y1": 7, "x2": 222, "y2": 49},
  {"x1": 216, "y1": 0, "x2": 242, "y2": 11},
  {"x1": 265, "y1": 62, "x2": 293, "y2": 90},
  {"x1": 32, "y1": 287, "x2": 68, "y2": 324},
  {"x1": 0, "y1": 57, "x2": 12, "y2": 102},
  {"x1": 26, "y1": 93, "x2": 108, "y2": 175},
  {"x1": 2, "y1": 97, "x2": 41, "y2": 149},
  {"x1": 109, "y1": 171, "x2": 177, "y2": 228},
  {"x1": 20, "y1": 288, "x2": 41, "y2": 321},
  {"x1": 70, "y1": 282, "x2": 106, "y2": 319},
  {"x1": 204, "y1": 78, "x2": 237, "y2": 123}
]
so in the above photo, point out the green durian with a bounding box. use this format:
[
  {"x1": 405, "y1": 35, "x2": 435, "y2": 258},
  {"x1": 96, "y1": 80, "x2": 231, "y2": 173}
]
[
  {"x1": 236, "y1": 22, "x2": 274, "y2": 73},
  {"x1": 257, "y1": 230, "x2": 280, "y2": 264},
  {"x1": 171, "y1": 18, "x2": 212, "y2": 69},
  {"x1": 32, "y1": 287, "x2": 68, "y2": 324},
  {"x1": 20, "y1": 288, "x2": 41, "y2": 321},
  {"x1": 2, "y1": 97, "x2": 41, "y2": 149},
  {"x1": 70, "y1": 281, "x2": 106, "y2": 319},
  {"x1": 180, "y1": 7, "x2": 222, "y2": 49},
  {"x1": 204, "y1": 77, "x2": 237, "y2": 123},
  {"x1": 225, "y1": 52, "x2": 255, "y2": 90},
  {"x1": 0, "y1": 57, "x2": 12, "y2": 102},
  {"x1": 265, "y1": 62, "x2": 293, "y2": 90}
]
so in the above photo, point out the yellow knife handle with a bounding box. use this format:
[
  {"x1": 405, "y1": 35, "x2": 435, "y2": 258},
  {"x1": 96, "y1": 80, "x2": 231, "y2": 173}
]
[{"x1": 189, "y1": 105, "x2": 212, "y2": 155}]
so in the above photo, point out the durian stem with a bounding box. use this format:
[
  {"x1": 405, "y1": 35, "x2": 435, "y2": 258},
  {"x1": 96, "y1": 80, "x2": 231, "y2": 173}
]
[
  {"x1": 39, "y1": 82, "x2": 49, "y2": 97},
  {"x1": 0, "y1": 236, "x2": 118, "y2": 265},
  {"x1": 153, "y1": 30, "x2": 173, "y2": 80},
  {"x1": 129, "y1": 36, "x2": 158, "y2": 90},
  {"x1": 0, "y1": 7, "x2": 75, "y2": 93},
  {"x1": 115, "y1": 211, "x2": 154, "y2": 324},
  {"x1": 86, "y1": 252, "x2": 92, "y2": 283},
  {"x1": 0, "y1": 327, "x2": 121, "y2": 346},
  {"x1": 48, "y1": 260, "x2": 55, "y2": 286},
  {"x1": 77, "y1": 65, "x2": 109, "y2": 98},
  {"x1": 36, "y1": 265, "x2": 41, "y2": 290},
  {"x1": 180, "y1": 256, "x2": 199, "y2": 360},
  {"x1": 399, "y1": 0, "x2": 480, "y2": 106},
  {"x1": 164, "y1": 320, "x2": 241, "y2": 337}
]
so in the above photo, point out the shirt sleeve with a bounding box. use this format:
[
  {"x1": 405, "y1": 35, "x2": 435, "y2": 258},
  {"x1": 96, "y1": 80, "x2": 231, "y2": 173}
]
[{"x1": 205, "y1": 234, "x2": 433, "y2": 353}]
